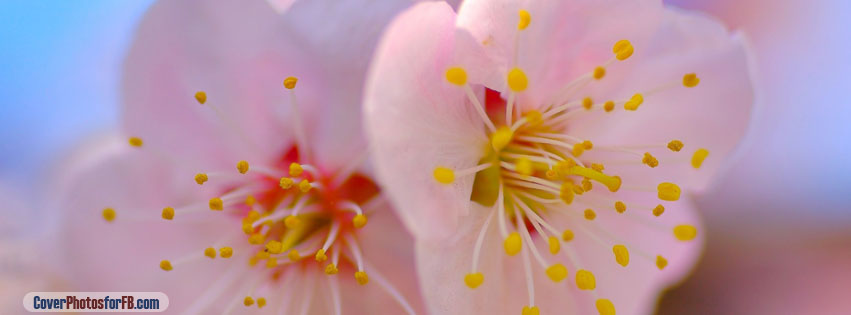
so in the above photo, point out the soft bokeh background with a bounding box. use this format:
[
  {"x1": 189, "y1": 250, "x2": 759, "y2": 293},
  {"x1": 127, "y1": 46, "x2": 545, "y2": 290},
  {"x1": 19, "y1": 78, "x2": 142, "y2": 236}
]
[{"x1": 0, "y1": 0, "x2": 848, "y2": 313}]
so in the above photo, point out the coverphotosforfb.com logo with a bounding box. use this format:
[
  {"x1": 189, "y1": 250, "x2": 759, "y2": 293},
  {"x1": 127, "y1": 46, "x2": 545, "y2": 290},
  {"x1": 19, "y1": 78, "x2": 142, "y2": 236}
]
[{"x1": 23, "y1": 292, "x2": 169, "y2": 313}]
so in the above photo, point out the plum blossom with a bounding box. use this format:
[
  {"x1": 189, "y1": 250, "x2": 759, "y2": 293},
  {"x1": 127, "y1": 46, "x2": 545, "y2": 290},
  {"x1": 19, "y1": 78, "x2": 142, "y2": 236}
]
[
  {"x1": 55, "y1": 0, "x2": 421, "y2": 313},
  {"x1": 364, "y1": 0, "x2": 754, "y2": 314}
]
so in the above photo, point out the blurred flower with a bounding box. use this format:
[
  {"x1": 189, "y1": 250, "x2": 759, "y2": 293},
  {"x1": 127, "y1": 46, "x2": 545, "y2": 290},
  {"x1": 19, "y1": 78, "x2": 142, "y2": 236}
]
[
  {"x1": 364, "y1": 0, "x2": 753, "y2": 314},
  {"x1": 54, "y1": 0, "x2": 421, "y2": 313}
]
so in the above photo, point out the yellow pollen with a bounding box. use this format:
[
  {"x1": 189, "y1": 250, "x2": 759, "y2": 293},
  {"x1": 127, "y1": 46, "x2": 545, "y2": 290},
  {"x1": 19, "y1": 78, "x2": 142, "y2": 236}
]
[
  {"x1": 583, "y1": 140, "x2": 593, "y2": 150},
  {"x1": 683, "y1": 73, "x2": 700, "y2": 87},
  {"x1": 575, "y1": 269, "x2": 596, "y2": 290},
  {"x1": 613, "y1": 39, "x2": 634, "y2": 60},
  {"x1": 491, "y1": 126, "x2": 514, "y2": 151},
  {"x1": 522, "y1": 306, "x2": 540, "y2": 315},
  {"x1": 668, "y1": 140, "x2": 684, "y2": 152},
  {"x1": 220, "y1": 247, "x2": 233, "y2": 258},
  {"x1": 612, "y1": 245, "x2": 629, "y2": 267},
  {"x1": 614, "y1": 201, "x2": 626, "y2": 213},
  {"x1": 194, "y1": 91, "x2": 207, "y2": 104},
  {"x1": 673, "y1": 224, "x2": 698, "y2": 241},
  {"x1": 159, "y1": 260, "x2": 172, "y2": 271},
  {"x1": 570, "y1": 165, "x2": 621, "y2": 192},
  {"x1": 515, "y1": 157, "x2": 533, "y2": 176},
  {"x1": 691, "y1": 148, "x2": 709, "y2": 169},
  {"x1": 315, "y1": 249, "x2": 327, "y2": 262},
  {"x1": 298, "y1": 179, "x2": 312, "y2": 192},
  {"x1": 653, "y1": 204, "x2": 665, "y2": 217},
  {"x1": 161, "y1": 207, "x2": 174, "y2": 220},
  {"x1": 657, "y1": 182, "x2": 681, "y2": 201},
  {"x1": 236, "y1": 160, "x2": 249, "y2": 174},
  {"x1": 245, "y1": 195, "x2": 256, "y2": 206},
  {"x1": 245, "y1": 210, "x2": 261, "y2": 222},
  {"x1": 572, "y1": 143, "x2": 585, "y2": 157},
  {"x1": 433, "y1": 167, "x2": 455, "y2": 184},
  {"x1": 583, "y1": 97, "x2": 594, "y2": 110},
  {"x1": 507, "y1": 68, "x2": 529, "y2": 92},
  {"x1": 624, "y1": 93, "x2": 644, "y2": 111},
  {"x1": 584, "y1": 209, "x2": 596, "y2": 220},
  {"x1": 355, "y1": 271, "x2": 369, "y2": 285},
  {"x1": 242, "y1": 223, "x2": 253, "y2": 234},
  {"x1": 289, "y1": 163, "x2": 303, "y2": 177},
  {"x1": 204, "y1": 247, "x2": 216, "y2": 259},
  {"x1": 280, "y1": 177, "x2": 294, "y2": 189},
  {"x1": 194, "y1": 173, "x2": 208, "y2": 185},
  {"x1": 504, "y1": 232, "x2": 522, "y2": 256},
  {"x1": 352, "y1": 214, "x2": 368, "y2": 228},
  {"x1": 266, "y1": 257, "x2": 278, "y2": 268},
  {"x1": 325, "y1": 263, "x2": 339, "y2": 275},
  {"x1": 128, "y1": 137, "x2": 143, "y2": 147},
  {"x1": 265, "y1": 240, "x2": 283, "y2": 254},
  {"x1": 562, "y1": 229, "x2": 574, "y2": 242},
  {"x1": 517, "y1": 9, "x2": 531, "y2": 30},
  {"x1": 464, "y1": 272, "x2": 484, "y2": 289},
  {"x1": 248, "y1": 233, "x2": 265, "y2": 245},
  {"x1": 283, "y1": 76, "x2": 298, "y2": 89},
  {"x1": 591, "y1": 163, "x2": 605, "y2": 171},
  {"x1": 243, "y1": 296, "x2": 254, "y2": 307},
  {"x1": 596, "y1": 299, "x2": 616, "y2": 315},
  {"x1": 249, "y1": 257, "x2": 259, "y2": 266},
  {"x1": 287, "y1": 250, "x2": 300, "y2": 262},
  {"x1": 256, "y1": 251, "x2": 270, "y2": 259},
  {"x1": 656, "y1": 255, "x2": 668, "y2": 270},
  {"x1": 548, "y1": 236, "x2": 560, "y2": 254},
  {"x1": 593, "y1": 66, "x2": 606, "y2": 80},
  {"x1": 559, "y1": 185, "x2": 575, "y2": 205},
  {"x1": 603, "y1": 101, "x2": 615, "y2": 112},
  {"x1": 524, "y1": 110, "x2": 543, "y2": 126},
  {"x1": 257, "y1": 298, "x2": 266, "y2": 308},
  {"x1": 284, "y1": 215, "x2": 301, "y2": 229},
  {"x1": 581, "y1": 178, "x2": 593, "y2": 192},
  {"x1": 209, "y1": 197, "x2": 223, "y2": 211},
  {"x1": 445, "y1": 67, "x2": 468, "y2": 86},
  {"x1": 102, "y1": 208, "x2": 116, "y2": 222},
  {"x1": 545, "y1": 263, "x2": 568, "y2": 282},
  {"x1": 545, "y1": 168, "x2": 558, "y2": 180},
  {"x1": 642, "y1": 152, "x2": 659, "y2": 168}
]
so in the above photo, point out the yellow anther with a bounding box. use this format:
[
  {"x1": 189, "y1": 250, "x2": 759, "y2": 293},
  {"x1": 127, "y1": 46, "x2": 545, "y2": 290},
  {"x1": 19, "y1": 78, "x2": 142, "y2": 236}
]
[
  {"x1": 522, "y1": 306, "x2": 540, "y2": 315},
  {"x1": 572, "y1": 143, "x2": 585, "y2": 157},
  {"x1": 194, "y1": 173, "x2": 208, "y2": 185},
  {"x1": 674, "y1": 224, "x2": 698, "y2": 241},
  {"x1": 248, "y1": 233, "x2": 265, "y2": 245},
  {"x1": 545, "y1": 168, "x2": 558, "y2": 179},
  {"x1": 504, "y1": 232, "x2": 522, "y2": 256},
  {"x1": 545, "y1": 263, "x2": 568, "y2": 282},
  {"x1": 683, "y1": 73, "x2": 700, "y2": 87},
  {"x1": 604, "y1": 101, "x2": 615, "y2": 112},
  {"x1": 315, "y1": 249, "x2": 327, "y2": 262},
  {"x1": 244, "y1": 210, "x2": 261, "y2": 222},
  {"x1": 559, "y1": 184, "x2": 575, "y2": 205},
  {"x1": 571, "y1": 183, "x2": 585, "y2": 195},
  {"x1": 583, "y1": 97, "x2": 594, "y2": 110},
  {"x1": 582, "y1": 140, "x2": 593, "y2": 150},
  {"x1": 517, "y1": 9, "x2": 531, "y2": 30},
  {"x1": 653, "y1": 204, "x2": 665, "y2": 217},
  {"x1": 613, "y1": 39, "x2": 634, "y2": 61},
  {"x1": 464, "y1": 272, "x2": 484, "y2": 289},
  {"x1": 209, "y1": 197, "x2": 223, "y2": 211},
  {"x1": 614, "y1": 201, "x2": 626, "y2": 213},
  {"x1": 298, "y1": 179, "x2": 312, "y2": 192},
  {"x1": 220, "y1": 247, "x2": 233, "y2": 258},
  {"x1": 102, "y1": 208, "x2": 116, "y2": 222},
  {"x1": 642, "y1": 152, "x2": 659, "y2": 168},
  {"x1": 283, "y1": 77, "x2": 298, "y2": 89},
  {"x1": 668, "y1": 140, "x2": 684, "y2": 152},
  {"x1": 515, "y1": 157, "x2": 533, "y2": 176},
  {"x1": 280, "y1": 177, "x2": 294, "y2": 189},
  {"x1": 445, "y1": 67, "x2": 468, "y2": 86},
  {"x1": 265, "y1": 257, "x2": 278, "y2": 268},
  {"x1": 657, "y1": 182, "x2": 681, "y2": 201},
  {"x1": 491, "y1": 126, "x2": 514, "y2": 151},
  {"x1": 243, "y1": 296, "x2": 254, "y2": 307},
  {"x1": 591, "y1": 163, "x2": 605, "y2": 171},
  {"x1": 194, "y1": 91, "x2": 207, "y2": 104},
  {"x1": 581, "y1": 178, "x2": 593, "y2": 192},
  {"x1": 691, "y1": 148, "x2": 709, "y2": 169},
  {"x1": 433, "y1": 167, "x2": 455, "y2": 184},
  {"x1": 355, "y1": 271, "x2": 369, "y2": 285},
  {"x1": 265, "y1": 240, "x2": 283, "y2": 254},
  {"x1": 248, "y1": 257, "x2": 259, "y2": 266},
  {"x1": 584, "y1": 209, "x2": 596, "y2": 220},
  {"x1": 612, "y1": 245, "x2": 629, "y2": 267},
  {"x1": 325, "y1": 263, "x2": 339, "y2": 275},
  {"x1": 524, "y1": 110, "x2": 543, "y2": 126},
  {"x1": 245, "y1": 195, "x2": 256, "y2": 206},
  {"x1": 161, "y1": 207, "x2": 174, "y2": 220},
  {"x1": 289, "y1": 163, "x2": 303, "y2": 177},
  {"x1": 624, "y1": 93, "x2": 644, "y2": 110},
  {"x1": 562, "y1": 229, "x2": 575, "y2": 242},
  {"x1": 236, "y1": 160, "x2": 249, "y2": 174},
  {"x1": 593, "y1": 66, "x2": 606, "y2": 80},
  {"x1": 548, "y1": 236, "x2": 560, "y2": 254},
  {"x1": 575, "y1": 269, "x2": 596, "y2": 290},
  {"x1": 352, "y1": 214, "x2": 368, "y2": 228},
  {"x1": 204, "y1": 247, "x2": 216, "y2": 259},
  {"x1": 287, "y1": 250, "x2": 300, "y2": 262},
  {"x1": 285, "y1": 215, "x2": 301, "y2": 229},
  {"x1": 159, "y1": 260, "x2": 172, "y2": 271},
  {"x1": 596, "y1": 299, "x2": 616, "y2": 315},
  {"x1": 656, "y1": 255, "x2": 668, "y2": 270},
  {"x1": 257, "y1": 298, "x2": 266, "y2": 308},
  {"x1": 256, "y1": 251, "x2": 270, "y2": 259},
  {"x1": 570, "y1": 165, "x2": 621, "y2": 192},
  {"x1": 507, "y1": 68, "x2": 528, "y2": 92},
  {"x1": 128, "y1": 137, "x2": 143, "y2": 147}
]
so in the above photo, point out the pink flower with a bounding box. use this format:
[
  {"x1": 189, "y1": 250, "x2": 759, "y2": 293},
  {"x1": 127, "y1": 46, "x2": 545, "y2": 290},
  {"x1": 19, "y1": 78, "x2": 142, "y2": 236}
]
[
  {"x1": 55, "y1": 0, "x2": 421, "y2": 313},
  {"x1": 364, "y1": 1, "x2": 754, "y2": 314}
]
